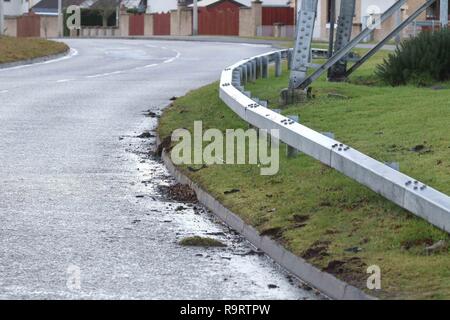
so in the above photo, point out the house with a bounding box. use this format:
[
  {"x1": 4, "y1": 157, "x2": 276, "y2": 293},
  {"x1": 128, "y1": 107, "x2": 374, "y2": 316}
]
[
  {"x1": 30, "y1": 0, "x2": 146, "y2": 16},
  {"x1": 147, "y1": 0, "x2": 291, "y2": 13},
  {"x1": 310, "y1": 0, "x2": 450, "y2": 41},
  {"x1": 183, "y1": 0, "x2": 294, "y2": 36},
  {"x1": 31, "y1": 0, "x2": 93, "y2": 16},
  {"x1": 2, "y1": 0, "x2": 40, "y2": 16}
]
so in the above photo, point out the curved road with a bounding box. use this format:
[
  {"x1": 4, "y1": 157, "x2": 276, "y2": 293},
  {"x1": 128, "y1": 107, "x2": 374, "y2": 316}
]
[{"x1": 0, "y1": 39, "x2": 318, "y2": 299}]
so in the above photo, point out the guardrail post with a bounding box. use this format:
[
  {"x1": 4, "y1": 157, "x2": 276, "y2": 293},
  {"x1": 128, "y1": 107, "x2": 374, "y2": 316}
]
[
  {"x1": 232, "y1": 69, "x2": 241, "y2": 86},
  {"x1": 286, "y1": 115, "x2": 300, "y2": 157},
  {"x1": 241, "y1": 65, "x2": 247, "y2": 84},
  {"x1": 385, "y1": 162, "x2": 400, "y2": 171},
  {"x1": 251, "y1": 59, "x2": 257, "y2": 81},
  {"x1": 322, "y1": 132, "x2": 335, "y2": 139},
  {"x1": 262, "y1": 56, "x2": 269, "y2": 78},
  {"x1": 275, "y1": 52, "x2": 282, "y2": 77},
  {"x1": 255, "y1": 57, "x2": 263, "y2": 79},
  {"x1": 246, "y1": 62, "x2": 253, "y2": 82}
]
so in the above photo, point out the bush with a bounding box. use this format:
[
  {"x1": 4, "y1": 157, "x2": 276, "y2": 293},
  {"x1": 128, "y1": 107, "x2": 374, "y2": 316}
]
[{"x1": 376, "y1": 29, "x2": 450, "y2": 86}]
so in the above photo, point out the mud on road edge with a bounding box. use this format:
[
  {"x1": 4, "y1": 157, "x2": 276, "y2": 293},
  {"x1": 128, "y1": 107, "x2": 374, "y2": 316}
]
[{"x1": 155, "y1": 132, "x2": 376, "y2": 300}]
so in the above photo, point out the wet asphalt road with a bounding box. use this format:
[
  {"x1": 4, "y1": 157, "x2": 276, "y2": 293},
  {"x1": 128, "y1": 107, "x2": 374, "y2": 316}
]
[{"x1": 0, "y1": 39, "x2": 319, "y2": 299}]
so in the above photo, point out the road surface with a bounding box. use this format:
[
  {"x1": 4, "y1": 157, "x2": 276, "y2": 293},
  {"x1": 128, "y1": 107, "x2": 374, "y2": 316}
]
[{"x1": 0, "y1": 39, "x2": 319, "y2": 299}]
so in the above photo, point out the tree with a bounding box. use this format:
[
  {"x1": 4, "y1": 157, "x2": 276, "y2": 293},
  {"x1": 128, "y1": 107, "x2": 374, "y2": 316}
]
[{"x1": 91, "y1": 0, "x2": 120, "y2": 27}]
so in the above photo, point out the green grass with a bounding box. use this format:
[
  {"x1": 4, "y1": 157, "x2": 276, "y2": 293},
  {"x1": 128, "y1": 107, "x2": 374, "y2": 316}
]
[
  {"x1": 158, "y1": 49, "x2": 450, "y2": 299},
  {"x1": 0, "y1": 36, "x2": 68, "y2": 64},
  {"x1": 179, "y1": 236, "x2": 226, "y2": 247}
]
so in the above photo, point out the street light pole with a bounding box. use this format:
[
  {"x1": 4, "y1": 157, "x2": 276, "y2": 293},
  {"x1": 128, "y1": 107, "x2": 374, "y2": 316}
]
[
  {"x1": 0, "y1": 0, "x2": 5, "y2": 36},
  {"x1": 193, "y1": 0, "x2": 198, "y2": 36},
  {"x1": 58, "y1": 0, "x2": 63, "y2": 37},
  {"x1": 328, "y1": 0, "x2": 336, "y2": 59}
]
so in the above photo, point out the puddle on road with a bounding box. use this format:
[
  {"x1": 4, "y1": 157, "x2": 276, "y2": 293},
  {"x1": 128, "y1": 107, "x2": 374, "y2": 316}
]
[{"x1": 118, "y1": 110, "x2": 324, "y2": 300}]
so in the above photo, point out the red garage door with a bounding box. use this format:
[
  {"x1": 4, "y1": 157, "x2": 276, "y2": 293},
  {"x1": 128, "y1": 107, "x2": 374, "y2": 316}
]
[
  {"x1": 198, "y1": 1, "x2": 240, "y2": 36},
  {"x1": 17, "y1": 14, "x2": 41, "y2": 37},
  {"x1": 153, "y1": 12, "x2": 170, "y2": 35},
  {"x1": 262, "y1": 7, "x2": 294, "y2": 26},
  {"x1": 129, "y1": 14, "x2": 144, "y2": 36}
]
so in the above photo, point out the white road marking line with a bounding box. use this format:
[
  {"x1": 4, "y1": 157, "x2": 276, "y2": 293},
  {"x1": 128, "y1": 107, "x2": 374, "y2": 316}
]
[
  {"x1": 133, "y1": 64, "x2": 159, "y2": 70},
  {"x1": 239, "y1": 43, "x2": 272, "y2": 48},
  {"x1": 86, "y1": 74, "x2": 105, "y2": 78},
  {"x1": 163, "y1": 50, "x2": 181, "y2": 64},
  {"x1": 85, "y1": 70, "x2": 124, "y2": 78},
  {"x1": 56, "y1": 79, "x2": 75, "y2": 83},
  {"x1": 85, "y1": 46, "x2": 181, "y2": 77},
  {"x1": 0, "y1": 48, "x2": 79, "y2": 72}
]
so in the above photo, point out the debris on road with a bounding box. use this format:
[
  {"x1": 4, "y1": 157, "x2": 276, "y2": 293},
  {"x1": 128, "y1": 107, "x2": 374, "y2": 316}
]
[{"x1": 179, "y1": 236, "x2": 226, "y2": 247}]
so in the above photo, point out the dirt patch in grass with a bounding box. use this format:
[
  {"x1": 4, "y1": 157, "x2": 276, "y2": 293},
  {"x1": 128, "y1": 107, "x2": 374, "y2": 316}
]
[
  {"x1": 301, "y1": 241, "x2": 331, "y2": 260},
  {"x1": 179, "y1": 236, "x2": 226, "y2": 247},
  {"x1": 0, "y1": 36, "x2": 68, "y2": 65},
  {"x1": 260, "y1": 227, "x2": 284, "y2": 240},
  {"x1": 292, "y1": 214, "x2": 310, "y2": 223},
  {"x1": 324, "y1": 257, "x2": 367, "y2": 287}
]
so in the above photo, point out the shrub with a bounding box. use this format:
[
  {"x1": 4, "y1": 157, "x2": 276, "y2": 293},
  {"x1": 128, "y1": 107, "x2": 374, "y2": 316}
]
[{"x1": 376, "y1": 29, "x2": 450, "y2": 86}]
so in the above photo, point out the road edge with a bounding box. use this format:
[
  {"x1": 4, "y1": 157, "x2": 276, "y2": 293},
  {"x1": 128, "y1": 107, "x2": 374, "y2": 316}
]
[
  {"x1": 0, "y1": 47, "x2": 71, "y2": 70},
  {"x1": 64, "y1": 35, "x2": 288, "y2": 48},
  {"x1": 156, "y1": 134, "x2": 376, "y2": 301}
]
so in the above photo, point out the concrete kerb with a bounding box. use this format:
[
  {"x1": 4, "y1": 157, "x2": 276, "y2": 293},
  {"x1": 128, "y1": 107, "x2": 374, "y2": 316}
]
[
  {"x1": 0, "y1": 47, "x2": 71, "y2": 70},
  {"x1": 156, "y1": 134, "x2": 375, "y2": 300}
]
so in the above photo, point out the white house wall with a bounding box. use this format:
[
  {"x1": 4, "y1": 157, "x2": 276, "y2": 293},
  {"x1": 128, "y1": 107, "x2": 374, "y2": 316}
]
[
  {"x1": 314, "y1": 0, "x2": 321, "y2": 38},
  {"x1": 4, "y1": 0, "x2": 25, "y2": 16},
  {"x1": 360, "y1": 0, "x2": 395, "y2": 23}
]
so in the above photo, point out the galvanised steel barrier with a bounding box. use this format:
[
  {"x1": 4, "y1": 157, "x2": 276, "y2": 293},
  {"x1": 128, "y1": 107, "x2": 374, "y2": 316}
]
[{"x1": 219, "y1": 49, "x2": 450, "y2": 233}]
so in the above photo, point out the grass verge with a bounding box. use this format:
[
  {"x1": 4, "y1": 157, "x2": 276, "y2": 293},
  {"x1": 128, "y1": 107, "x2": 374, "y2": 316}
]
[
  {"x1": 0, "y1": 36, "x2": 68, "y2": 65},
  {"x1": 157, "y1": 48, "x2": 450, "y2": 299},
  {"x1": 179, "y1": 236, "x2": 226, "y2": 247}
]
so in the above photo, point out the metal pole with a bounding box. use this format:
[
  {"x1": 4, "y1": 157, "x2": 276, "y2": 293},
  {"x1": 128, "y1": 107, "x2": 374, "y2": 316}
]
[
  {"x1": 193, "y1": 0, "x2": 198, "y2": 35},
  {"x1": 0, "y1": 0, "x2": 4, "y2": 36},
  {"x1": 58, "y1": 0, "x2": 63, "y2": 37},
  {"x1": 394, "y1": 8, "x2": 402, "y2": 44},
  {"x1": 296, "y1": 0, "x2": 408, "y2": 89},
  {"x1": 328, "y1": 0, "x2": 336, "y2": 59},
  {"x1": 441, "y1": 0, "x2": 449, "y2": 29},
  {"x1": 346, "y1": 0, "x2": 437, "y2": 77},
  {"x1": 328, "y1": 0, "x2": 356, "y2": 81},
  {"x1": 288, "y1": 0, "x2": 319, "y2": 89}
]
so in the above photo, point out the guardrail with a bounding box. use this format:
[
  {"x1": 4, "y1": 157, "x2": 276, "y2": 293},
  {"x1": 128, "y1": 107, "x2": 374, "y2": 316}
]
[{"x1": 219, "y1": 49, "x2": 450, "y2": 233}]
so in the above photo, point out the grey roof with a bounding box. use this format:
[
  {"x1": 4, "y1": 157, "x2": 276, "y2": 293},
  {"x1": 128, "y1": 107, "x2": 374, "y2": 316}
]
[{"x1": 32, "y1": 0, "x2": 88, "y2": 12}]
